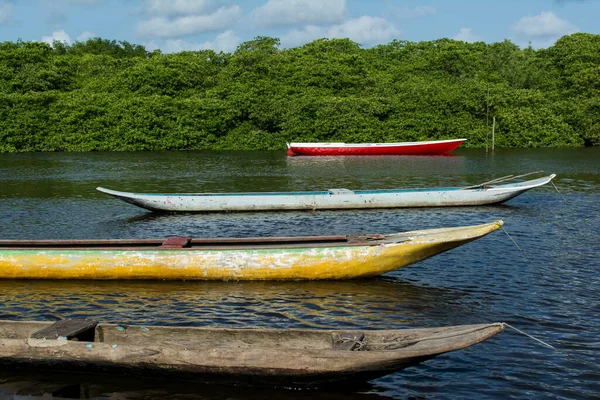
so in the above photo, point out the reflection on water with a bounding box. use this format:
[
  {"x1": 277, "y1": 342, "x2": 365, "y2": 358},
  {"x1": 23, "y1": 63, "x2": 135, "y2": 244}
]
[
  {"x1": 0, "y1": 278, "x2": 465, "y2": 329},
  {"x1": 0, "y1": 372, "x2": 391, "y2": 400},
  {"x1": 2, "y1": 148, "x2": 598, "y2": 201},
  {"x1": 284, "y1": 154, "x2": 467, "y2": 189},
  {"x1": 1, "y1": 148, "x2": 599, "y2": 399}
]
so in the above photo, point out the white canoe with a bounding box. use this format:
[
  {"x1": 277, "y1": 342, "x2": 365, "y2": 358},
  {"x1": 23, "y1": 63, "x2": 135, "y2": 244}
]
[{"x1": 97, "y1": 174, "x2": 556, "y2": 213}]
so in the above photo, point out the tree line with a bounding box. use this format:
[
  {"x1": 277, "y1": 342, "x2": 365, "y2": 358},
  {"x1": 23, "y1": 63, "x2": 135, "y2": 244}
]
[{"x1": 0, "y1": 34, "x2": 599, "y2": 152}]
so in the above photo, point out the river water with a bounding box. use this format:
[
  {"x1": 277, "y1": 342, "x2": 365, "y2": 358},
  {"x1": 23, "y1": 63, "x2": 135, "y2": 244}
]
[{"x1": 0, "y1": 148, "x2": 598, "y2": 399}]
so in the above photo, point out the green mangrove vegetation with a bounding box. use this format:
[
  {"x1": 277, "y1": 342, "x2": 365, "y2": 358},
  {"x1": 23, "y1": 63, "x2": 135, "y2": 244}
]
[{"x1": 0, "y1": 34, "x2": 599, "y2": 152}]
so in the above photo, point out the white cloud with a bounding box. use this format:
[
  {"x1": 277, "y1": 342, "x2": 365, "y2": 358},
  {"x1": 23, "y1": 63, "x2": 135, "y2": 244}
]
[
  {"x1": 281, "y1": 25, "x2": 325, "y2": 47},
  {"x1": 282, "y1": 16, "x2": 399, "y2": 47},
  {"x1": 329, "y1": 16, "x2": 399, "y2": 42},
  {"x1": 137, "y1": 5, "x2": 241, "y2": 37},
  {"x1": 41, "y1": 30, "x2": 72, "y2": 45},
  {"x1": 513, "y1": 11, "x2": 576, "y2": 38},
  {"x1": 454, "y1": 28, "x2": 480, "y2": 43},
  {"x1": 411, "y1": 6, "x2": 436, "y2": 17},
  {"x1": 391, "y1": 5, "x2": 436, "y2": 19},
  {"x1": 251, "y1": 0, "x2": 346, "y2": 27},
  {"x1": 143, "y1": 40, "x2": 160, "y2": 52},
  {"x1": 0, "y1": 2, "x2": 11, "y2": 23},
  {"x1": 76, "y1": 31, "x2": 97, "y2": 42},
  {"x1": 142, "y1": 0, "x2": 214, "y2": 16},
  {"x1": 164, "y1": 30, "x2": 240, "y2": 53},
  {"x1": 553, "y1": 0, "x2": 586, "y2": 4},
  {"x1": 163, "y1": 39, "x2": 188, "y2": 53},
  {"x1": 66, "y1": 0, "x2": 104, "y2": 5},
  {"x1": 199, "y1": 30, "x2": 239, "y2": 52}
]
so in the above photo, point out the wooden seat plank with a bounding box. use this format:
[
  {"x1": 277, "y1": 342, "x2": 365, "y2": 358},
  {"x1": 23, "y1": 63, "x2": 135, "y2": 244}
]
[
  {"x1": 159, "y1": 237, "x2": 192, "y2": 249},
  {"x1": 31, "y1": 319, "x2": 98, "y2": 340}
]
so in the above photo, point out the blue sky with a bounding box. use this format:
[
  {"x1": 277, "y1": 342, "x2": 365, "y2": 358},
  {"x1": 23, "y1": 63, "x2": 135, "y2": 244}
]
[{"x1": 0, "y1": 0, "x2": 598, "y2": 53}]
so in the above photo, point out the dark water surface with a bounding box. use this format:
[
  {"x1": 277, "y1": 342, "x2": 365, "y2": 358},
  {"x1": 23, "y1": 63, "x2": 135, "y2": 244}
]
[{"x1": 0, "y1": 148, "x2": 598, "y2": 399}]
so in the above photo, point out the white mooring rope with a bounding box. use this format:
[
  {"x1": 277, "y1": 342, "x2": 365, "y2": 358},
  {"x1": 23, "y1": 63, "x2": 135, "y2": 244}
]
[
  {"x1": 500, "y1": 226, "x2": 548, "y2": 279},
  {"x1": 498, "y1": 217, "x2": 596, "y2": 368},
  {"x1": 501, "y1": 322, "x2": 596, "y2": 367},
  {"x1": 550, "y1": 180, "x2": 566, "y2": 201},
  {"x1": 502, "y1": 323, "x2": 556, "y2": 349}
]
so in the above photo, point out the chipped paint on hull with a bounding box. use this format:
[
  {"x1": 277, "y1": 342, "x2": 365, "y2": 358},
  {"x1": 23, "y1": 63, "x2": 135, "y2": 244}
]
[
  {"x1": 96, "y1": 175, "x2": 556, "y2": 212},
  {"x1": 0, "y1": 221, "x2": 503, "y2": 280}
]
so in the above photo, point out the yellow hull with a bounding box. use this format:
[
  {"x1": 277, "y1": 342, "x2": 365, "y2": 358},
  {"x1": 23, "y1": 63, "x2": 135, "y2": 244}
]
[{"x1": 0, "y1": 221, "x2": 503, "y2": 280}]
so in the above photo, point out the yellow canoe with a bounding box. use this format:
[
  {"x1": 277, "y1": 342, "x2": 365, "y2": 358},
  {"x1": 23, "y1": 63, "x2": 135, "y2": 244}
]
[{"x1": 0, "y1": 220, "x2": 503, "y2": 280}]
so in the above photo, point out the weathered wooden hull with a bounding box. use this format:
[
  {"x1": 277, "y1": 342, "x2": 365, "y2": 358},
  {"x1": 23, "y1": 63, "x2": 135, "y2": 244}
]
[
  {"x1": 96, "y1": 174, "x2": 556, "y2": 213},
  {"x1": 286, "y1": 139, "x2": 465, "y2": 156},
  {"x1": 0, "y1": 320, "x2": 504, "y2": 388},
  {"x1": 0, "y1": 221, "x2": 503, "y2": 280}
]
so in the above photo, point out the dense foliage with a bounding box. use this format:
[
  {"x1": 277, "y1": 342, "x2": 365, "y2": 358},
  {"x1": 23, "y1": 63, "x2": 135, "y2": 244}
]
[{"x1": 1, "y1": 34, "x2": 599, "y2": 152}]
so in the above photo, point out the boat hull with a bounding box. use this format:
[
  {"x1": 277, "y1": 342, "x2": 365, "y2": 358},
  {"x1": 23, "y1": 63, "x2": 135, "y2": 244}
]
[
  {"x1": 0, "y1": 221, "x2": 503, "y2": 280},
  {"x1": 287, "y1": 139, "x2": 465, "y2": 156},
  {"x1": 0, "y1": 320, "x2": 504, "y2": 388},
  {"x1": 96, "y1": 175, "x2": 556, "y2": 213}
]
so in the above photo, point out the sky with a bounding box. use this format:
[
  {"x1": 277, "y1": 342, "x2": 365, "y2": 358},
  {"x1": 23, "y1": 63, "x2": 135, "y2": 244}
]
[{"x1": 0, "y1": 0, "x2": 598, "y2": 53}]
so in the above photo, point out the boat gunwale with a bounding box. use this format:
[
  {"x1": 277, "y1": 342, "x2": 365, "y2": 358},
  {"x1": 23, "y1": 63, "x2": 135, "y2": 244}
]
[
  {"x1": 0, "y1": 319, "x2": 504, "y2": 334},
  {"x1": 0, "y1": 221, "x2": 502, "y2": 250},
  {"x1": 0, "y1": 320, "x2": 505, "y2": 353},
  {"x1": 0, "y1": 220, "x2": 503, "y2": 250},
  {"x1": 0, "y1": 235, "x2": 350, "y2": 247},
  {"x1": 0, "y1": 234, "x2": 395, "y2": 250},
  {"x1": 0, "y1": 242, "x2": 375, "y2": 251}
]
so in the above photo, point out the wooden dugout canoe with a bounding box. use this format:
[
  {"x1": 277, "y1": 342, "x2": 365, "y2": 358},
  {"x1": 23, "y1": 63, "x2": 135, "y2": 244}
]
[
  {"x1": 0, "y1": 319, "x2": 505, "y2": 388},
  {"x1": 0, "y1": 220, "x2": 503, "y2": 280},
  {"x1": 96, "y1": 174, "x2": 556, "y2": 213},
  {"x1": 286, "y1": 139, "x2": 466, "y2": 156}
]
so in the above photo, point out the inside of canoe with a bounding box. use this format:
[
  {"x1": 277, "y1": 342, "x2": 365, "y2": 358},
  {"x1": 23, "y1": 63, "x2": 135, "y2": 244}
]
[
  {"x1": 0, "y1": 320, "x2": 503, "y2": 353},
  {"x1": 0, "y1": 321, "x2": 363, "y2": 350},
  {"x1": 0, "y1": 232, "x2": 408, "y2": 250}
]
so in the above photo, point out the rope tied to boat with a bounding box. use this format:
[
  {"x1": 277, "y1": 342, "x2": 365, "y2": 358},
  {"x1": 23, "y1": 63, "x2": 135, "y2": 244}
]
[
  {"x1": 338, "y1": 336, "x2": 367, "y2": 351},
  {"x1": 500, "y1": 221, "x2": 597, "y2": 368},
  {"x1": 500, "y1": 227, "x2": 548, "y2": 279},
  {"x1": 461, "y1": 171, "x2": 544, "y2": 190},
  {"x1": 501, "y1": 323, "x2": 555, "y2": 349},
  {"x1": 550, "y1": 180, "x2": 566, "y2": 201},
  {"x1": 500, "y1": 323, "x2": 596, "y2": 368},
  {"x1": 491, "y1": 322, "x2": 590, "y2": 367}
]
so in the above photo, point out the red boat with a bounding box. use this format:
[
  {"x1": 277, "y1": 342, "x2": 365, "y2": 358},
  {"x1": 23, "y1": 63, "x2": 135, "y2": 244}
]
[{"x1": 286, "y1": 139, "x2": 465, "y2": 156}]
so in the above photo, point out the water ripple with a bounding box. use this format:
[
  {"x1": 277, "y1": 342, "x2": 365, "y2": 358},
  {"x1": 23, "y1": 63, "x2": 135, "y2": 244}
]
[{"x1": 0, "y1": 149, "x2": 599, "y2": 399}]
